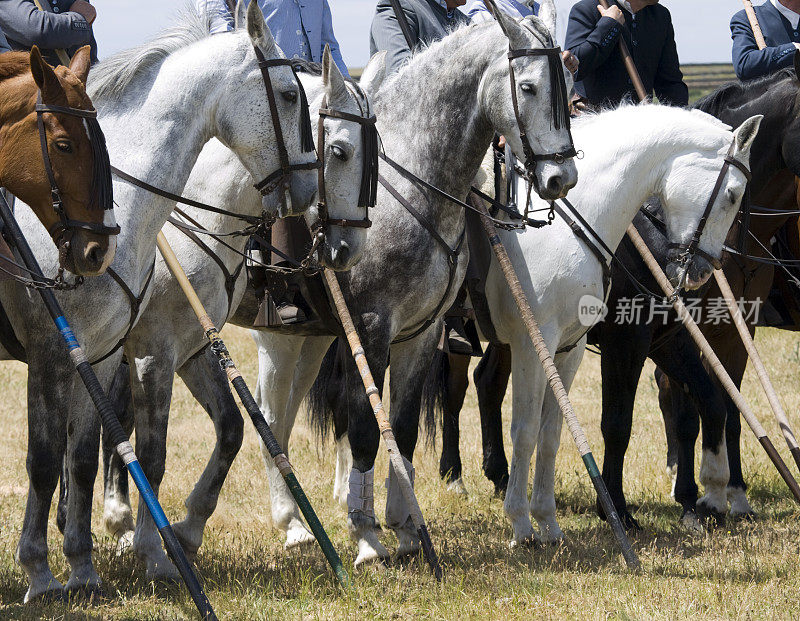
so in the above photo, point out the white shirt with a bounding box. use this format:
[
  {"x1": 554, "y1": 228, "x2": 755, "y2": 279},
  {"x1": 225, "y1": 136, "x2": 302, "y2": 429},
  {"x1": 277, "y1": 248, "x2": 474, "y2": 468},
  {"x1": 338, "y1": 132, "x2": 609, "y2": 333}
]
[{"x1": 772, "y1": 0, "x2": 800, "y2": 30}]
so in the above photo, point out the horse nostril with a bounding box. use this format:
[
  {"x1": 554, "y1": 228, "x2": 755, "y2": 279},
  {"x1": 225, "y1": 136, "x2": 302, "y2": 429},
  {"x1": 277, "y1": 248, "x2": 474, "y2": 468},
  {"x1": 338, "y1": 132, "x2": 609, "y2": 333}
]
[
  {"x1": 334, "y1": 243, "x2": 350, "y2": 267},
  {"x1": 86, "y1": 244, "x2": 102, "y2": 267},
  {"x1": 547, "y1": 176, "x2": 563, "y2": 195}
]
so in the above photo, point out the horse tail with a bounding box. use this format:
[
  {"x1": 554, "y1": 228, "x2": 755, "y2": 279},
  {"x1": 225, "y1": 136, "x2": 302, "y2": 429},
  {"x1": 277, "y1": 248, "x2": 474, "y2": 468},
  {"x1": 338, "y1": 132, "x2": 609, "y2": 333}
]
[
  {"x1": 307, "y1": 338, "x2": 344, "y2": 441},
  {"x1": 421, "y1": 347, "x2": 449, "y2": 444}
]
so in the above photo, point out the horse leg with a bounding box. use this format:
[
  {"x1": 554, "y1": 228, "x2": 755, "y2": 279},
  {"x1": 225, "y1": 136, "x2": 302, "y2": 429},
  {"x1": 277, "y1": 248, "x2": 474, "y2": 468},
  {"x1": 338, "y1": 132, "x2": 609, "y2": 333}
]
[
  {"x1": 475, "y1": 342, "x2": 511, "y2": 496},
  {"x1": 505, "y1": 336, "x2": 548, "y2": 547},
  {"x1": 127, "y1": 353, "x2": 181, "y2": 582},
  {"x1": 439, "y1": 351, "x2": 469, "y2": 494},
  {"x1": 17, "y1": 341, "x2": 71, "y2": 602},
  {"x1": 101, "y1": 360, "x2": 136, "y2": 552},
  {"x1": 531, "y1": 343, "x2": 584, "y2": 543},
  {"x1": 386, "y1": 328, "x2": 442, "y2": 558},
  {"x1": 654, "y1": 368, "x2": 679, "y2": 491},
  {"x1": 171, "y1": 344, "x2": 244, "y2": 559},
  {"x1": 62, "y1": 359, "x2": 118, "y2": 597},
  {"x1": 650, "y1": 330, "x2": 728, "y2": 527},
  {"x1": 597, "y1": 323, "x2": 651, "y2": 530},
  {"x1": 252, "y1": 331, "x2": 334, "y2": 549}
]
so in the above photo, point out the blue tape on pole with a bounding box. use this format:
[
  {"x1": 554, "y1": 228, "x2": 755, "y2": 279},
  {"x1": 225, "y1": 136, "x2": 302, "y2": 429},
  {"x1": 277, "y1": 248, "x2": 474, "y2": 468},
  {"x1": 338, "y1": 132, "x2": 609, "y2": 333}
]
[
  {"x1": 54, "y1": 316, "x2": 80, "y2": 350},
  {"x1": 126, "y1": 460, "x2": 170, "y2": 529}
]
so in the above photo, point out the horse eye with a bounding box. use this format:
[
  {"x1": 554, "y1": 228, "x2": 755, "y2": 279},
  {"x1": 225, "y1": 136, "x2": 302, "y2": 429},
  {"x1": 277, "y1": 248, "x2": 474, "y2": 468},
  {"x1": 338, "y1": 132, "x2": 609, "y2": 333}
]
[
  {"x1": 282, "y1": 90, "x2": 298, "y2": 103},
  {"x1": 331, "y1": 145, "x2": 348, "y2": 161},
  {"x1": 520, "y1": 84, "x2": 536, "y2": 95},
  {"x1": 55, "y1": 140, "x2": 74, "y2": 154}
]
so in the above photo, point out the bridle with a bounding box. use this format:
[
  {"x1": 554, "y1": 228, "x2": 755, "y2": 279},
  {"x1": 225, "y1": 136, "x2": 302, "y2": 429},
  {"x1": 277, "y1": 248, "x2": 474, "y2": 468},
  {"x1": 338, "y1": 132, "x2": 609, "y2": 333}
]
[
  {"x1": 35, "y1": 92, "x2": 118, "y2": 242},
  {"x1": 311, "y1": 81, "x2": 378, "y2": 232},
  {"x1": 252, "y1": 47, "x2": 321, "y2": 211},
  {"x1": 507, "y1": 41, "x2": 577, "y2": 187},
  {"x1": 669, "y1": 139, "x2": 752, "y2": 292}
]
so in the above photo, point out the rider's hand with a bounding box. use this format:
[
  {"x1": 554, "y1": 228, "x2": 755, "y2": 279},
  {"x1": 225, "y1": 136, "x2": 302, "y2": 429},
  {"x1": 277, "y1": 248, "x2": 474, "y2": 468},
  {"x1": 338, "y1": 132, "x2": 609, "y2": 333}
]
[
  {"x1": 597, "y1": 4, "x2": 625, "y2": 25},
  {"x1": 69, "y1": 0, "x2": 97, "y2": 25},
  {"x1": 794, "y1": 42, "x2": 800, "y2": 51},
  {"x1": 497, "y1": 135, "x2": 506, "y2": 149},
  {"x1": 561, "y1": 50, "x2": 579, "y2": 75}
]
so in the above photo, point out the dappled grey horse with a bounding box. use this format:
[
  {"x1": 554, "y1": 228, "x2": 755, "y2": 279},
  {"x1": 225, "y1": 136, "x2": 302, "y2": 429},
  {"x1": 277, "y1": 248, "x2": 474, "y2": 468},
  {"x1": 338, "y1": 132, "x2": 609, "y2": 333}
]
[
  {"x1": 253, "y1": 10, "x2": 578, "y2": 566},
  {"x1": 95, "y1": 47, "x2": 387, "y2": 581},
  {"x1": 1, "y1": 3, "x2": 318, "y2": 601}
]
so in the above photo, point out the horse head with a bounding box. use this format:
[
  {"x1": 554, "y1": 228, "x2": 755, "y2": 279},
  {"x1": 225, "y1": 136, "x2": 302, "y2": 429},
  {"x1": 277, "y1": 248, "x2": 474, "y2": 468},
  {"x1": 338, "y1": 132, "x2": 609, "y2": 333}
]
[
  {"x1": 479, "y1": 2, "x2": 578, "y2": 200},
  {"x1": 0, "y1": 46, "x2": 117, "y2": 276},
  {"x1": 663, "y1": 113, "x2": 762, "y2": 290},
  {"x1": 302, "y1": 48, "x2": 384, "y2": 272}
]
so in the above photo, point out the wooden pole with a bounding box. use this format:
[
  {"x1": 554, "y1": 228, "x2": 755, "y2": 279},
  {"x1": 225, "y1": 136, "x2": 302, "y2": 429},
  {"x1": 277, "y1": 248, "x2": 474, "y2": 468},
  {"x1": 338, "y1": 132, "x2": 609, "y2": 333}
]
[
  {"x1": 156, "y1": 232, "x2": 350, "y2": 589},
  {"x1": 713, "y1": 270, "x2": 800, "y2": 472},
  {"x1": 597, "y1": 0, "x2": 647, "y2": 102},
  {"x1": 32, "y1": 0, "x2": 72, "y2": 66},
  {"x1": 475, "y1": 203, "x2": 641, "y2": 570},
  {"x1": 323, "y1": 268, "x2": 443, "y2": 581},
  {"x1": 742, "y1": 0, "x2": 768, "y2": 50},
  {"x1": 627, "y1": 224, "x2": 800, "y2": 504}
]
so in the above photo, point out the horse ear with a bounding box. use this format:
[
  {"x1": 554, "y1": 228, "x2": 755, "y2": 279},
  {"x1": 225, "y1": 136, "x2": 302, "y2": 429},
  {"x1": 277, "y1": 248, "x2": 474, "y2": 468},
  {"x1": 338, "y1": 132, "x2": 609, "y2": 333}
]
[
  {"x1": 29, "y1": 46, "x2": 63, "y2": 101},
  {"x1": 733, "y1": 114, "x2": 763, "y2": 157},
  {"x1": 246, "y1": 0, "x2": 277, "y2": 56},
  {"x1": 68, "y1": 46, "x2": 92, "y2": 85},
  {"x1": 233, "y1": 0, "x2": 247, "y2": 30},
  {"x1": 536, "y1": 0, "x2": 558, "y2": 40},
  {"x1": 360, "y1": 51, "x2": 387, "y2": 98},
  {"x1": 492, "y1": 2, "x2": 531, "y2": 49},
  {"x1": 322, "y1": 45, "x2": 349, "y2": 108}
]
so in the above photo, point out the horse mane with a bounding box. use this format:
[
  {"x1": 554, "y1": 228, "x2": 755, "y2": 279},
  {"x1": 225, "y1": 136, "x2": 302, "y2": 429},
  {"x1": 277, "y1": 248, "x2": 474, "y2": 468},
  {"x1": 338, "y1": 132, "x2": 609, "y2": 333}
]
[
  {"x1": 694, "y1": 68, "x2": 798, "y2": 115},
  {"x1": 88, "y1": 7, "x2": 211, "y2": 100}
]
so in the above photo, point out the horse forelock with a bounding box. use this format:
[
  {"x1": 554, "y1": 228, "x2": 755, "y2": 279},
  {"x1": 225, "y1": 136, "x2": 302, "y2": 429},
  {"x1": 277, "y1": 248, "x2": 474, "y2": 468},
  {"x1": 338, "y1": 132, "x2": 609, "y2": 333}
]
[{"x1": 87, "y1": 5, "x2": 213, "y2": 101}]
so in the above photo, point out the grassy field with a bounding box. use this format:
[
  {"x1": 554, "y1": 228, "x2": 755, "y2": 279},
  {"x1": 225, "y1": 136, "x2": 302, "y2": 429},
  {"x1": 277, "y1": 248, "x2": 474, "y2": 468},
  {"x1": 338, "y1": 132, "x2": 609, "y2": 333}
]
[{"x1": 1, "y1": 324, "x2": 800, "y2": 619}]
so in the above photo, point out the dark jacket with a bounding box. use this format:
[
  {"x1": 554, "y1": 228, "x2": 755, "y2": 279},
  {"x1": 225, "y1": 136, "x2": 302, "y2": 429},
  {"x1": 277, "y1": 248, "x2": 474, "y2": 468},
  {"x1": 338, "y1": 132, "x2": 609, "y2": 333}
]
[
  {"x1": 0, "y1": 26, "x2": 10, "y2": 53},
  {"x1": 370, "y1": 0, "x2": 469, "y2": 76},
  {"x1": 731, "y1": 2, "x2": 800, "y2": 80},
  {"x1": 0, "y1": 0, "x2": 97, "y2": 66},
  {"x1": 565, "y1": 0, "x2": 687, "y2": 107}
]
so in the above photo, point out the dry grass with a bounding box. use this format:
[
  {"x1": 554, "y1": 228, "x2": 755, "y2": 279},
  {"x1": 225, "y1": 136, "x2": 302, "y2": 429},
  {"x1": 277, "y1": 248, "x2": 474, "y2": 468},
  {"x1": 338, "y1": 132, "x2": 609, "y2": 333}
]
[{"x1": 2, "y1": 325, "x2": 800, "y2": 619}]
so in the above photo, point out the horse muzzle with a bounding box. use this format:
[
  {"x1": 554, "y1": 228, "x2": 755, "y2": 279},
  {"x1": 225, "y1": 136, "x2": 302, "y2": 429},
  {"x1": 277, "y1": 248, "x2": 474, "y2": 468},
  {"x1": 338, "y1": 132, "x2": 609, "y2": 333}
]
[
  {"x1": 665, "y1": 251, "x2": 714, "y2": 292},
  {"x1": 63, "y1": 229, "x2": 116, "y2": 277}
]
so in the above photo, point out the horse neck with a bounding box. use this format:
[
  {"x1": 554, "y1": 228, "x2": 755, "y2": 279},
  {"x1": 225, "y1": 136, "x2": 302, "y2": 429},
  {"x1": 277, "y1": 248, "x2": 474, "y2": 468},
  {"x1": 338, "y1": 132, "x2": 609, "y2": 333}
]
[
  {"x1": 95, "y1": 40, "x2": 247, "y2": 280},
  {"x1": 570, "y1": 113, "x2": 692, "y2": 253},
  {"x1": 375, "y1": 26, "x2": 499, "y2": 232}
]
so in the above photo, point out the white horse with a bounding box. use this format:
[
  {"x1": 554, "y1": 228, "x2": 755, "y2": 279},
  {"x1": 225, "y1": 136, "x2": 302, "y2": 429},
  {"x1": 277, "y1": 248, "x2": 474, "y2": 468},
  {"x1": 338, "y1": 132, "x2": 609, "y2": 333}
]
[
  {"x1": 96, "y1": 48, "x2": 387, "y2": 581},
  {"x1": 2, "y1": 3, "x2": 318, "y2": 601},
  {"x1": 476, "y1": 105, "x2": 761, "y2": 546},
  {"x1": 252, "y1": 11, "x2": 578, "y2": 566}
]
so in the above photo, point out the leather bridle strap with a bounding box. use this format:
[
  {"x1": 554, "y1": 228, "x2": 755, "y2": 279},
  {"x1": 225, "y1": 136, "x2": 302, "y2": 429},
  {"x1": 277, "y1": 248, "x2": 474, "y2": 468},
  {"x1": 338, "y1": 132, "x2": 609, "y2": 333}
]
[
  {"x1": 251, "y1": 49, "x2": 320, "y2": 198},
  {"x1": 35, "y1": 94, "x2": 121, "y2": 239},
  {"x1": 507, "y1": 47, "x2": 576, "y2": 170},
  {"x1": 668, "y1": 140, "x2": 752, "y2": 274}
]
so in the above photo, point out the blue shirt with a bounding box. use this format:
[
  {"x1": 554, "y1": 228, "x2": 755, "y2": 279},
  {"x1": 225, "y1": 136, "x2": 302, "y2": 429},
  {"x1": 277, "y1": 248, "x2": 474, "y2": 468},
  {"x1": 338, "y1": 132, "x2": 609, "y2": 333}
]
[
  {"x1": 465, "y1": 0, "x2": 538, "y2": 22},
  {"x1": 0, "y1": 25, "x2": 10, "y2": 53},
  {"x1": 197, "y1": 0, "x2": 349, "y2": 77}
]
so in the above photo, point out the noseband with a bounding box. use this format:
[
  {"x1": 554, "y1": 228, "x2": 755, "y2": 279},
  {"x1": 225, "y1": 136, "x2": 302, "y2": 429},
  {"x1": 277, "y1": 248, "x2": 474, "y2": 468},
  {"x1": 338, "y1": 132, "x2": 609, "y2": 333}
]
[
  {"x1": 669, "y1": 140, "x2": 752, "y2": 288},
  {"x1": 35, "y1": 92, "x2": 119, "y2": 242},
  {"x1": 252, "y1": 47, "x2": 321, "y2": 208},
  {"x1": 312, "y1": 85, "x2": 378, "y2": 232},
  {"x1": 507, "y1": 44, "x2": 576, "y2": 183}
]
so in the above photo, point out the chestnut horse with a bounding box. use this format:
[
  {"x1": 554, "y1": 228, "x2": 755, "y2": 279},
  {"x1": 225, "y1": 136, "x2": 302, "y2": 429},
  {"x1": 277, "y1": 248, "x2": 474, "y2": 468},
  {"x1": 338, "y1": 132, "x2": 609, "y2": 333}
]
[{"x1": 0, "y1": 46, "x2": 116, "y2": 276}]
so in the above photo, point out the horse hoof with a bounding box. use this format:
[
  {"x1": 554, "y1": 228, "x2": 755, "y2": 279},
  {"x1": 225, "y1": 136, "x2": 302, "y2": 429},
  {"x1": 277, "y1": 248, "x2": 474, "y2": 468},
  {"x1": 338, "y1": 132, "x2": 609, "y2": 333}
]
[
  {"x1": 509, "y1": 535, "x2": 541, "y2": 550},
  {"x1": 395, "y1": 526, "x2": 421, "y2": 560},
  {"x1": 679, "y1": 510, "x2": 706, "y2": 535},
  {"x1": 24, "y1": 584, "x2": 64, "y2": 604},
  {"x1": 622, "y1": 512, "x2": 642, "y2": 532},
  {"x1": 446, "y1": 477, "x2": 468, "y2": 496},
  {"x1": 492, "y1": 475, "x2": 509, "y2": 498},
  {"x1": 696, "y1": 501, "x2": 726, "y2": 528},
  {"x1": 284, "y1": 526, "x2": 316, "y2": 550},
  {"x1": 115, "y1": 530, "x2": 135, "y2": 557},
  {"x1": 730, "y1": 509, "x2": 757, "y2": 522},
  {"x1": 65, "y1": 582, "x2": 105, "y2": 605},
  {"x1": 146, "y1": 559, "x2": 182, "y2": 584},
  {"x1": 172, "y1": 521, "x2": 201, "y2": 561},
  {"x1": 354, "y1": 541, "x2": 391, "y2": 569}
]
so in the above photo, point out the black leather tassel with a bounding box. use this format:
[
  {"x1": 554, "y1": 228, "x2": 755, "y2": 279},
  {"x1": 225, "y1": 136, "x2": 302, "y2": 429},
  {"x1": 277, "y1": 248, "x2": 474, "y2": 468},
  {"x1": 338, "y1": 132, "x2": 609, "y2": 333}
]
[
  {"x1": 295, "y1": 69, "x2": 315, "y2": 153},
  {"x1": 737, "y1": 185, "x2": 751, "y2": 253},
  {"x1": 86, "y1": 117, "x2": 114, "y2": 212},
  {"x1": 550, "y1": 53, "x2": 570, "y2": 131},
  {"x1": 359, "y1": 121, "x2": 379, "y2": 208}
]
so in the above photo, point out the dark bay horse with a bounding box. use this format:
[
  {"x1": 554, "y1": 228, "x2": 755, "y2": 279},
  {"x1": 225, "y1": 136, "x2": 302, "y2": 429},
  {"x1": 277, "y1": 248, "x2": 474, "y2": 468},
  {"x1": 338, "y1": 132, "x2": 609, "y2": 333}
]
[
  {"x1": 0, "y1": 47, "x2": 116, "y2": 276},
  {"x1": 435, "y1": 64, "x2": 800, "y2": 528}
]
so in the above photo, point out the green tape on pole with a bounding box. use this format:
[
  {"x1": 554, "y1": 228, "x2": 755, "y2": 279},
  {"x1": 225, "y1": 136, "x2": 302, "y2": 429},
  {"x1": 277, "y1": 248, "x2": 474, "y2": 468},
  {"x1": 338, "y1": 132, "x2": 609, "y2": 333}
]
[
  {"x1": 582, "y1": 453, "x2": 601, "y2": 478},
  {"x1": 284, "y1": 473, "x2": 350, "y2": 588}
]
